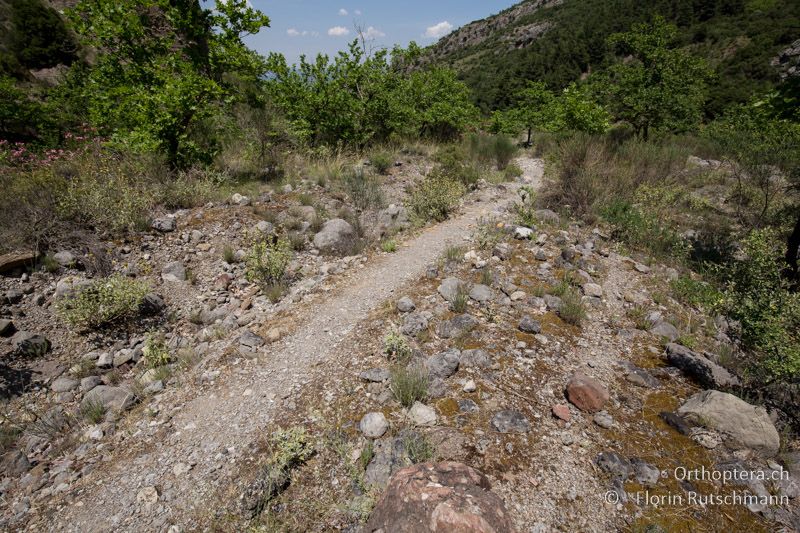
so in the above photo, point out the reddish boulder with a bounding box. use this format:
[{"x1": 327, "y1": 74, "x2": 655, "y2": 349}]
[
  {"x1": 565, "y1": 372, "x2": 609, "y2": 413},
  {"x1": 365, "y1": 461, "x2": 516, "y2": 533}
]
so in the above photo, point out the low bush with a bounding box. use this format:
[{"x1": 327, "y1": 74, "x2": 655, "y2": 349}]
[
  {"x1": 57, "y1": 275, "x2": 149, "y2": 329},
  {"x1": 342, "y1": 167, "x2": 385, "y2": 211},
  {"x1": 558, "y1": 288, "x2": 587, "y2": 327},
  {"x1": 369, "y1": 152, "x2": 393, "y2": 175},
  {"x1": 142, "y1": 333, "x2": 171, "y2": 369},
  {"x1": 245, "y1": 235, "x2": 293, "y2": 289},
  {"x1": 467, "y1": 133, "x2": 517, "y2": 170},
  {"x1": 383, "y1": 331, "x2": 412, "y2": 362},
  {"x1": 408, "y1": 173, "x2": 465, "y2": 223}
]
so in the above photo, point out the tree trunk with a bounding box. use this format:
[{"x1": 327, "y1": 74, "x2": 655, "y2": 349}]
[
  {"x1": 526, "y1": 127, "x2": 532, "y2": 147},
  {"x1": 785, "y1": 212, "x2": 800, "y2": 285}
]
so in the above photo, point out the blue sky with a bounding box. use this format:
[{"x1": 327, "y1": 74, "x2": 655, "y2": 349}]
[{"x1": 231, "y1": 1, "x2": 519, "y2": 64}]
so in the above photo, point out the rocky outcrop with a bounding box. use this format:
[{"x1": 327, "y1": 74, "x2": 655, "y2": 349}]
[
  {"x1": 678, "y1": 390, "x2": 780, "y2": 457},
  {"x1": 665, "y1": 343, "x2": 740, "y2": 389},
  {"x1": 364, "y1": 462, "x2": 516, "y2": 533}
]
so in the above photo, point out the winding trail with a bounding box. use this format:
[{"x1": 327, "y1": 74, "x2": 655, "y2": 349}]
[{"x1": 37, "y1": 160, "x2": 544, "y2": 532}]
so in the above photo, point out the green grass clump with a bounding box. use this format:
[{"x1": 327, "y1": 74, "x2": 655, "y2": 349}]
[
  {"x1": 558, "y1": 288, "x2": 587, "y2": 327},
  {"x1": 342, "y1": 167, "x2": 385, "y2": 211},
  {"x1": 370, "y1": 152, "x2": 393, "y2": 174},
  {"x1": 390, "y1": 366, "x2": 429, "y2": 408},
  {"x1": 246, "y1": 235, "x2": 293, "y2": 289},
  {"x1": 380, "y1": 239, "x2": 397, "y2": 253},
  {"x1": 81, "y1": 398, "x2": 107, "y2": 424},
  {"x1": 57, "y1": 275, "x2": 149, "y2": 329},
  {"x1": 408, "y1": 173, "x2": 465, "y2": 223}
]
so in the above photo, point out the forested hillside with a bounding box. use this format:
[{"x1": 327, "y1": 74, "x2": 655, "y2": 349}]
[{"x1": 422, "y1": 0, "x2": 800, "y2": 114}]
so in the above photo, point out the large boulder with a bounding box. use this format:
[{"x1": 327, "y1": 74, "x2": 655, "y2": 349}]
[
  {"x1": 313, "y1": 219, "x2": 357, "y2": 256},
  {"x1": 438, "y1": 277, "x2": 466, "y2": 302},
  {"x1": 678, "y1": 390, "x2": 780, "y2": 457},
  {"x1": 81, "y1": 385, "x2": 135, "y2": 413},
  {"x1": 665, "y1": 343, "x2": 740, "y2": 389},
  {"x1": 365, "y1": 462, "x2": 516, "y2": 533},
  {"x1": 12, "y1": 331, "x2": 51, "y2": 357}
]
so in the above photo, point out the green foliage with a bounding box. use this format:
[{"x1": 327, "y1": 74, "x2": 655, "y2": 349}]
[
  {"x1": 558, "y1": 288, "x2": 587, "y2": 327},
  {"x1": 390, "y1": 365, "x2": 429, "y2": 408},
  {"x1": 370, "y1": 152, "x2": 393, "y2": 174},
  {"x1": 514, "y1": 186, "x2": 538, "y2": 228},
  {"x1": 602, "y1": 17, "x2": 712, "y2": 138},
  {"x1": 142, "y1": 333, "x2": 171, "y2": 369},
  {"x1": 601, "y1": 200, "x2": 689, "y2": 259},
  {"x1": 80, "y1": 398, "x2": 107, "y2": 424},
  {"x1": 380, "y1": 239, "x2": 398, "y2": 253},
  {"x1": 58, "y1": 275, "x2": 149, "y2": 329},
  {"x1": 403, "y1": 433, "x2": 436, "y2": 463},
  {"x1": 467, "y1": 133, "x2": 517, "y2": 170},
  {"x1": 451, "y1": 286, "x2": 469, "y2": 313},
  {"x1": 3, "y1": 0, "x2": 77, "y2": 74},
  {"x1": 408, "y1": 173, "x2": 465, "y2": 223},
  {"x1": 670, "y1": 276, "x2": 722, "y2": 310},
  {"x1": 717, "y1": 229, "x2": 800, "y2": 382},
  {"x1": 341, "y1": 167, "x2": 385, "y2": 211},
  {"x1": 246, "y1": 235, "x2": 292, "y2": 289},
  {"x1": 383, "y1": 331, "x2": 412, "y2": 362},
  {"x1": 269, "y1": 426, "x2": 314, "y2": 468},
  {"x1": 265, "y1": 42, "x2": 476, "y2": 148}
]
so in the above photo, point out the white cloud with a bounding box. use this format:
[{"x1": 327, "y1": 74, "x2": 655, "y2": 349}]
[
  {"x1": 328, "y1": 26, "x2": 350, "y2": 37},
  {"x1": 287, "y1": 28, "x2": 301, "y2": 37},
  {"x1": 354, "y1": 9, "x2": 362, "y2": 15},
  {"x1": 362, "y1": 26, "x2": 385, "y2": 39},
  {"x1": 425, "y1": 21, "x2": 453, "y2": 38},
  {"x1": 338, "y1": 8, "x2": 348, "y2": 16}
]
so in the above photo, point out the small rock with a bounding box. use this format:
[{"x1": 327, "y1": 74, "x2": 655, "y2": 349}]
[
  {"x1": 408, "y1": 402, "x2": 437, "y2": 426},
  {"x1": 491, "y1": 410, "x2": 530, "y2": 434},
  {"x1": 1, "y1": 450, "x2": 31, "y2": 476},
  {"x1": 231, "y1": 193, "x2": 251, "y2": 206},
  {"x1": 460, "y1": 349, "x2": 491, "y2": 368},
  {"x1": 518, "y1": 316, "x2": 541, "y2": 334},
  {"x1": 152, "y1": 217, "x2": 176, "y2": 232},
  {"x1": 514, "y1": 227, "x2": 534, "y2": 240},
  {"x1": 239, "y1": 330, "x2": 265, "y2": 349},
  {"x1": 565, "y1": 372, "x2": 609, "y2": 413},
  {"x1": 469, "y1": 284, "x2": 493, "y2": 303},
  {"x1": 582, "y1": 283, "x2": 603, "y2": 298},
  {"x1": 649, "y1": 321, "x2": 680, "y2": 342},
  {"x1": 161, "y1": 262, "x2": 187, "y2": 283},
  {"x1": 137, "y1": 486, "x2": 159, "y2": 505},
  {"x1": 463, "y1": 380, "x2": 477, "y2": 393},
  {"x1": 80, "y1": 376, "x2": 102, "y2": 393},
  {"x1": 396, "y1": 297, "x2": 415, "y2": 313},
  {"x1": 360, "y1": 368, "x2": 390, "y2": 383},
  {"x1": 12, "y1": 332, "x2": 51, "y2": 357},
  {"x1": 0, "y1": 319, "x2": 16, "y2": 337},
  {"x1": 360, "y1": 412, "x2": 390, "y2": 438},
  {"x1": 401, "y1": 313, "x2": 429, "y2": 336},
  {"x1": 437, "y1": 277, "x2": 466, "y2": 302},
  {"x1": 51, "y1": 377, "x2": 78, "y2": 393},
  {"x1": 552, "y1": 404, "x2": 571, "y2": 422},
  {"x1": 436, "y1": 314, "x2": 477, "y2": 339},
  {"x1": 53, "y1": 251, "x2": 77, "y2": 267},
  {"x1": 425, "y1": 349, "x2": 460, "y2": 379},
  {"x1": 593, "y1": 411, "x2": 614, "y2": 429}
]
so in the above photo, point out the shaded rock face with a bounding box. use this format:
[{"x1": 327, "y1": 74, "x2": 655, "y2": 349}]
[
  {"x1": 364, "y1": 462, "x2": 516, "y2": 533},
  {"x1": 678, "y1": 390, "x2": 780, "y2": 457},
  {"x1": 665, "y1": 343, "x2": 740, "y2": 389}
]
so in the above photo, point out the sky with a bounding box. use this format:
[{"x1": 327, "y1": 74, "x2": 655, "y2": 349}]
[{"x1": 227, "y1": 1, "x2": 520, "y2": 64}]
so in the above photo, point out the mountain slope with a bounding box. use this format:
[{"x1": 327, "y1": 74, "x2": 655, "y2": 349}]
[{"x1": 421, "y1": 0, "x2": 800, "y2": 115}]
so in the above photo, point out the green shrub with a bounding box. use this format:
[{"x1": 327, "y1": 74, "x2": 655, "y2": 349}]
[
  {"x1": 626, "y1": 305, "x2": 651, "y2": 330},
  {"x1": 717, "y1": 229, "x2": 800, "y2": 382},
  {"x1": 342, "y1": 167, "x2": 385, "y2": 211},
  {"x1": 403, "y1": 433, "x2": 436, "y2": 463},
  {"x1": 222, "y1": 245, "x2": 236, "y2": 264},
  {"x1": 503, "y1": 162, "x2": 523, "y2": 180},
  {"x1": 467, "y1": 133, "x2": 518, "y2": 170},
  {"x1": 390, "y1": 366, "x2": 429, "y2": 408},
  {"x1": 81, "y1": 398, "x2": 107, "y2": 424},
  {"x1": 383, "y1": 331, "x2": 412, "y2": 362},
  {"x1": 142, "y1": 333, "x2": 171, "y2": 369},
  {"x1": 443, "y1": 244, "x2": 465, "y2": 263},
  {"x1": 370, "y1": 152, "x2": 393, "y2": 175},
  {"x1": 670, "y1": 275, "x2": 722, "y2": 310},
  {"x1": 408, "y1": 173, "x2": 465, "y2": 223},
  {"x1": 513, "y1": 185, "x2": 538, "y2": 228},
  {"x1": 601, "y1": 200, "x2": 689, "y2": 259},
  {"x1": 558, "y1": 288, "x2": 587, "y2": 327},
  {"x1": 451, "y1": 286, "x2": 469, "y2": 313},
  {"x1": 57, "y1": 275, "x2": 149, "y2": 329},
  {"x1": 434, "y1": 145, "x2": 481, "y2": 186},
  {"x1": 380, "y1": 239, "x2": 397, "y2": 253},
  {"x1": 246, "y1": 235, "x2": 293, "y2": 289}
]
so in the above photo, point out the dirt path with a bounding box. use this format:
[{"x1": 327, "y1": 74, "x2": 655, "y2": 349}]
[{"x1": 36, "y1": 160, "x2": 543, "y2": 532}]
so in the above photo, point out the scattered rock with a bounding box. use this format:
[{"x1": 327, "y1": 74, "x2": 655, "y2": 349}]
[
  {"x1": 408, "y1": 402, "x2": 437, "y2": 426},
  {"x1": 396, "y1": 297, "x2": 416, "y2": 313},
  {"x1": 139, "y1": 293, "x2": 166, "y2": 315},
  {"x1": 678, "y1": 390, "x2": 780, "y2": 457},
  {"x1": 12, "y1": 332, "x2": 51, "y2": 357},
  {"x1": 596, "y1": 452, "x2": 632, "y2": 480},
  {"x1": 459, "y1": 399, "x2": 479, "y2": 413},
  {"x1": 360, "y1": 412, "x2": 389, "y2": 438},
  {"x1": 514, "y1": 226, "x2": 534, "y2": 240},
  {"x1": 51, "y1": 377, "x2": 78, "y2": 393},
  {"x1": 313, "y1": 219, "x2": 357, "y2": 255},
  {"x1": 152, "y1": 217, "x2": 176, "y2": 232},
  {"x1": 565, "y1": 372, "x2": 609, "y2": 413},
  {"x1": 239, "y1": 330, "x2": 265, "y2": 349},
  {"x1": 582, "y1": 283, "x2": 603, "y2": 298},
  {"x1": 137, "y1": 486, "x2": 159, "y2": 505},
  {"x1": 518, "y1": 316, "x2": 541, "y2": 334},
  {"x1": 80, "y1": 376, "x2": 102, "y2": 393},
  {"x1": 360, "y1": 368, "x2": 390, "y2": 383},
  {"x1": 365, "y1": 462, "x2": 515, "y2": 533},
  {"x1": 632, "y1": 458, "x2": 661, "y2": 485},
  {"x1": 438, "y1": 277, "x2": 466, "y2": 302},
  {"x1": 0, "y1": 319, "x2": 16, "y2": 337},
  {"x1": 81, "y1": 385, "x2": 135, "y2": 413},
  {"x1": 665, "y1": 343, "x2": 740, "y2": 389},
  {"x1": 425, "y1": 349, "x2": 460, "y2": 379},
  {"x1": 1, "y1": 450, "x2": 31, "y2": 476},
  {"x1": 469, "y1": 284, "x2": 493, "y2": 303},
  {"x1": 161, "y1": 262, "x2": 187, "y2": 283},
  {"x1": 491, "y1": 410, "x2": 530, "y2": 434},
  {"x1": 552, "y1": 404, "x2": 571, "y2": 422},
  {"x1": 230, "y1": 193, "x2": 251, "y2": 206},
  {"x1": 0, "y1": 251, "x2": 38, "y2": 274},
  {"x1": 649, "y1": 321, "x2": 680, "y2": 342},
  {"x1": 437, "y1": 314, "x2": 477, "y2": 339},
  {"x1": 593, "y1": 411, "x2": 613, "y2": 429},
  {"x1": 460, "y1": 349, "x2": 491, "y2": 368},
  {"x1": 463, "y1": 379, "x2": 477, "y2": 393},
  {"x1": 53, "y1": 251, "x2": 77, "y2": 267},
  {"x1": 401, "y1": 312, "x2": 429, "y2": 336}
]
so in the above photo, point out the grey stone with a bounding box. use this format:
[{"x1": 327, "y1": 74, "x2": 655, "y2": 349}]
[
  {"x1": 53, "y1": 251, "x2": 77, "y2": 267},
  {"x1": 460, "y1": 349, "x2": 491, "y2": 368},
  {"x1": 458, "y1": 399, "x2": 479, "y2": 413},
  {"x1": 51, "y1": 377, "x2": 78, "y2": 393},
  {"x1": 514, "y1": 226, "x2": 534, "y2": 240},
  {"x1": 12, "y1": 332, "x2": 50, "y2": 357},
  {"x1": 231, "y1": 193, "x2": 251, "y2": 206},
  {"x1": 518, "y1": 316, "x2": 541, "y2": 334},
  {"x1": 491, "y1": 410, "x2": 530, "y2": 433},
  {"x1": 469, "y1": 284, "x2": 493, "y2": 303},
  {"x1": 81, "y1": 385, "x2": 135, "y2": 412},
  {"x1": 665, "y1": 343, "x2": 740, "y2": 389},
  {"x1": 596, "y1": 452, "x2": 632, "y2": 479},
  {"x1": 359, "y1": 412, "x2": 389, "y2": 438},
  {"x1": 360, "y1": 368, "x2": 390, "y2": 383},
  {"x1": 396, "y1": 297, "x2": 416, "y2": 313},
  {"x1": 0, "y1": 319, "x2": 15, "y2": 337},
  {"x1": 543, "y1": 295, "x2": 562, "y2": 311},
  {"x1": 437, "y1": 277, "x2": 466, "y2": 302},
  {"x1": 152, "y1": 217, "x2": 176, "y2": 232},
  {"x1": 161, "y1": 262, "x2": 187, "y2": 282},
  {"x1": 649, "y1": 321, "x2": 680, "y2": 342},
  {"x1": 408, "y1": 402, "x2": 437, "y2": 426},
  {"x1": 632, "y1": 458, "x2": 660, "y2": 485},
  {"x1": 113, "y1": 349, "x2": 135, "y2": 367},
  {"x1": 55, "y1": 277, "x2": 91, "y2": 299},
  {"x1": 401, "y1": 312, "x2": 429, "y2": 336},
  {"x1": 313, "y1": 219, "x2": 357, "y2": 255},
  {"x1": 583, "y1": 283, "x2": 603, "y2": 298},
  {"x1": 5, "y1": 289, "x2": 23, "y2": 304},
  {"x1": 80, "y1": 376, "x2": 102, "y2": 392},
  {"x1": 678, "y1": 390, "x2": 780, "y2": 457},
  {"x1": 139, "y1": 293, "x2": 166, "y2": 315},
  {"x1": 95, "y1": 352, "x2": 113, "y2": 368},
  {"x1": 1, "y1": 450, "x2": 31, "y2": 476},
  {"x1": 425, "y1": 349, "x2": 460, "y2": 379},
  {"x1": 254, "y1": 220, "x2": 274, "y2": 235},
  {"x1": 593, "y1": 411, "x2": 614, "y2": 429},
  {"x1": 239, "y1": 330, "x2": 265, "y2": 349},
  {"x1": 364, "y1": 433, "x2": 415, "y2": 487},
  {"x1": 535, "y1": 209, "x2": 560, "y2": 223},
  {"x1": 437, "y1": 314, "x2": 477, "y2": 339}
]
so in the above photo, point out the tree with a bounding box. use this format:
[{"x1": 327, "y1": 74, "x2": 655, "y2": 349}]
[
  {"x1": 604, "y1": 16, "x2": 712, "y2": 139},
  {"x1": 507, "y1": 82, "x2": 560, "y2": 145}
]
